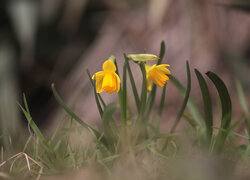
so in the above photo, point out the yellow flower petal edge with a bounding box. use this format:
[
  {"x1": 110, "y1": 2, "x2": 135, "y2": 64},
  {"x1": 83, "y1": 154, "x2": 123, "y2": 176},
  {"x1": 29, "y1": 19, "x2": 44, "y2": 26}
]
[
  {"x1": 92, "y1": 60, "x2": 120, "y2": 94},
  {"x1": 145, "y1": 64, "x2": 171, "y2": 92}
]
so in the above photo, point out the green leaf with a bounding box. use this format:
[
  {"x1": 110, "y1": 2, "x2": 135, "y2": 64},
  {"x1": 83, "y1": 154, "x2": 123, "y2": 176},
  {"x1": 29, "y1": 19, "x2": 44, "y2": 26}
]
[
  {"x1": 158, "y1": 85, "x2": 166, "y2": 118},
  {"x1": 1, "y1": 146, "x2": 4, "y2": 162},
  {"x1": 163, "y1": 61, "x2": 191, "y2": 151},
  {"x1": 139, "y1": 62, "x2": 147, "y2": 118},
  {"x1": 156, "y1": 85, "x2": 167, "y2": 131},
  {"x1": 125, "y1": 56, "x2": 140, "y2": 112},
  {"x1": 170, "y1": 61, "x2": 191, "y2": 133},
  {"x1": 146, "y1": 41, "x2": 166, "y2": 117},
  {"x1": 206, "y1": 71, "x2": 232, "y2": 152},
  {"x1": 85, "y1": 68, "x2": 106, "y2": 107},
  {"x1": 108, "y1": 55, "x2": 116, "y2": 62},
  {"x1": 169, "y1": 75, "x2": 204, "y2": 127},
  {"x1": 86, "y1": 69, "x2": 103, "y2": 117},
  {"x1": 195, "y1": 69, "x2": 213, "y2": 144},
  {"x1": 18, "y1": 95, "x2": 54, "y2": 155},
  {"x1": 228, "y1": 117, "x2": 244, "y2": 133},
  {"x1": 102, "y1": 103, "x2": 119, "y2": 152},
  {"x1": 48, "y1": 115, "x2": 68, "y2": 146},
  {"x1": 67, "y1": 144, "x2": 77, "y2": 168},
  {"x1": 213, "y1": 124, "x2": 248, "y2": 140},
  {"x1": 183, "y1": 112, "x2": 199, "y2": 129},
  {"x1": 127, "y1": 54, "x2": 159, "y2": 61},
  {"x1": 100, "y1": 154, "x2": 120, "y2": 163},
  {"x1": 54, "y1": 139, "x2": 63, "y2": 151},
  {"x1": 235, "y1": 78, "x2": 250, "y2": 132},
  {"x1": 122, "y1": 56, "x2": 127, "y2": 124},
  {"x1": 157, "y1": 41, "x2": 165, "y2": 65},
  {"x1": 51, "y1": 84, "x2": 104, "y2": 145},
  {"x1": 114, "y1": 58, "x2": 120, "y2": 76}
]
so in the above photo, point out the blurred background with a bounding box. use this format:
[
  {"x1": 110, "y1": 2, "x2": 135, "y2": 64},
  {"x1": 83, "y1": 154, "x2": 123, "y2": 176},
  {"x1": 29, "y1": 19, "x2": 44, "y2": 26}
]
[{"x1": 0, "y1": 0, "x2": 250, "y2": 146}]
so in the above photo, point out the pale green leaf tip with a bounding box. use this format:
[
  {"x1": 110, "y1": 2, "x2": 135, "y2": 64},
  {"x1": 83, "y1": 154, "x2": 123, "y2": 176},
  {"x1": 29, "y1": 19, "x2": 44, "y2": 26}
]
[{"x1": 109, "y1": 55, "x2": 116, "y2": 62}]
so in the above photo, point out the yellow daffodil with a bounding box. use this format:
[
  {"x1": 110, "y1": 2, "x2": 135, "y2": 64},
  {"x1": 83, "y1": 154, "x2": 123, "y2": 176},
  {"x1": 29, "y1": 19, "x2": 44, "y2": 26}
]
[
  {"x1": 145, "y1": 64, "x2": 171, "y2": 91},
  {"x1": 92, "y1": 60, "x2": 120, "y2": 94}
]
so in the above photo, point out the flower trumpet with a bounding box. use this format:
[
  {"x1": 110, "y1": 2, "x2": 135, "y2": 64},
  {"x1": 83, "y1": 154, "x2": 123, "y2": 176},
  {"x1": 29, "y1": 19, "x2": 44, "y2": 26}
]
[
  {"x1": 92, "y1": 60, "x2": 120, "y2": 94},
  {"x1": 145, "y1": 64, "x2": 171, "y2": 91}
]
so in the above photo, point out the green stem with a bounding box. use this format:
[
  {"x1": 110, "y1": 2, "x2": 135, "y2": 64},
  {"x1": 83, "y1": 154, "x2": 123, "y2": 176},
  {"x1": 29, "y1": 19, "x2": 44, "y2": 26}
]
[
  {"x1": 125, "y1": 56, "x2": 140, "y2": 112},
  {"x1": 139, "y1": 62, "x2": 147, "y2": 119}
]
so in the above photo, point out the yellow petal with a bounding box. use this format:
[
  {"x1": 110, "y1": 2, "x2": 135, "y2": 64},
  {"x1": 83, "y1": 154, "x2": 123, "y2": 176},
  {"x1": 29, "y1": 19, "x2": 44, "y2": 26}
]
[
  {"x1": 157, "y1": 64, "x2": 170, "y2": 67},
  {"x1": 92, "y1": 71, "x2": 105, "y2": 80},
  {"x1": 146, "y1": 76, "x2": 152, "y2": 92},
  {"x1": 102, "y1": 72, "x2": 117, "y2": 93},
  {"x1": 114, "y1": 73, "x2": 120, "y2": 92},
  {"x1": 92, "y1": 71, "x2": 105, "y2": 93},
  {"x1": 156, "y1": 65, "x2": 171, "y2": 75},
  {"x1": 148, "y1": 67, "x2": 169, "y2": 88},
  {"x1": 145, "y1": 64, "x2": 153, "y2": 73},
  {"x1": 96, "y1": 81, "x2": 104, "y2": 93},
  {"x1": 96, "y1": 77, "x2": 104, "y2": 93},
  {"x1": 103, "y1": 60, "x2": 116, "y2": 72}
]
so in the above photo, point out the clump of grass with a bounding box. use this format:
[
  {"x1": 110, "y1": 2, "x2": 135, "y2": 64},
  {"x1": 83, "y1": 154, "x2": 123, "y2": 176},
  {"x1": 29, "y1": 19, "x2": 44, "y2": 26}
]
[{"x1": 1, "y1": 41, "x2": 250, "y2": 179}]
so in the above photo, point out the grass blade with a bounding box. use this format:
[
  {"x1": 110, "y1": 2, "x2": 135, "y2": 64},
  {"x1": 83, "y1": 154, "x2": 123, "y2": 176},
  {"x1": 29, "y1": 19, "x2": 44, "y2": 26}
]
[
  {"x1": 146, "y1": 41, "x2": 166, "y2": 117},
  {"x1": 155, "y1": 85, "x2": 167, "y2": 133},
  {"x1": 170, "y1": 61, "x2": 191, "y2": 133},
  {"x1": 122, "y1": 56, "x2": 127, "y2": 124},
  {"x1": 86, "y1": 69, "x2": 103, "y2": 117},
  {"x1": 206, "y1": 71, "x2": 232, "y2": 152},
  {"x1": 169, "y1": 75, "x2": 204, "y2": 127},
  {"x1": 162, "y1": 61, "x2": 191, "y2": 151},
  {"x1": 195, "y1": 69, "x2": 213, "y2": 144},
  {"x1": 67, "y1": 144, "x2": 77, "y2": 169},
  {"x1": 87, "y1": 72, "x2": 106, "y2": 108},
  {"x1": 158, "y1": 85, "x2": 166, "y2": 118},
  {"x1": 157, "y1": 41, "x2": 165, "y2": 65},
  {"x1": 183, "y1": 112, "x2": 199, "y2": 129},
  {"x1": 235, "y1": 78, "x2": 250, "y2": 131},
  {"x1": 228, "y1": 117, "x2": 244, "y2": 133},
  {"x1": 51, "y1": 84, "x2": 103, "y2": 141},
  {"x1": 19, "y1": 95, "x2": 54, "y2": 155},
  {"x1": 48, "y1": 115, "x2": 68, "y2": 146},
  {"x1": 102, "y1": 103, "x2": 119, "y2": 152},
  {"x1": 139, "y1": 62, "x2": 147, "y2": 118},
  {"x1": 125, "y1": 56, "x2": 140, "y2": 112}
]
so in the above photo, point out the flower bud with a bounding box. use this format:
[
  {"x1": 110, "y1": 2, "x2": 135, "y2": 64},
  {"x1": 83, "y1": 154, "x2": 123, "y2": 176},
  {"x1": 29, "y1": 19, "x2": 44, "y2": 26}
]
[{"x1": 127, "y1": 54, "x2": 159, "y2": 61}]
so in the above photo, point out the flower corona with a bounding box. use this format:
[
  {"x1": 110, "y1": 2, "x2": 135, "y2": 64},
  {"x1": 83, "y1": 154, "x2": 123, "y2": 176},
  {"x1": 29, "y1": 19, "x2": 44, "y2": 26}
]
[
  {"x1": 145, "y1": 64, "x2": 171, "y2": 91},
  {"x1": 92, "y1": 60, "x2": 120, "y2": 94}
]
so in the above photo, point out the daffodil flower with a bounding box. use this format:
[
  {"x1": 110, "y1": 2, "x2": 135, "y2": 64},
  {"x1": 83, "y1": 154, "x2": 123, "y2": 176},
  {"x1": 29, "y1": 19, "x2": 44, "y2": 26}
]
[
  {"x1": 92, "y1": 60, "x2": 120, "y2": 94},
  {"x1": 145, "y1": 64, "x2": 171, "y2": 91}
]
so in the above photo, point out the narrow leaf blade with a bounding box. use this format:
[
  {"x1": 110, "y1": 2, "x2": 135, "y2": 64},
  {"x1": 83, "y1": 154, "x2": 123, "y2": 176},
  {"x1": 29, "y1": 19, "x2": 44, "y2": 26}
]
[
  {"x1": 170, "y1": 61, "x2": 191, "y2": 133},
  {"x1": 206, "y1": 71, "x2": 232, "y2": 152},
  {"x1": 102, "y1": 103, "x2": 119, "y2": 152},
  {"x1": 195, "y1": 69, "x2": 213, "y2": 144},
  {"x1": 125, "y1": 56, "x2": 140, "y2": 112}
]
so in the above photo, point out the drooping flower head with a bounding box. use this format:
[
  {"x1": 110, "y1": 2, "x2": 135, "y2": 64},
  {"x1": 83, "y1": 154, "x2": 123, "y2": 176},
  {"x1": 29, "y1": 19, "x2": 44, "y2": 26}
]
[
  {"x1": 145, "y1": 64, "x2": 171, "y2": 92},
  {"x1": 92, "y1": 60, "x2": 120, "y2": 94}
]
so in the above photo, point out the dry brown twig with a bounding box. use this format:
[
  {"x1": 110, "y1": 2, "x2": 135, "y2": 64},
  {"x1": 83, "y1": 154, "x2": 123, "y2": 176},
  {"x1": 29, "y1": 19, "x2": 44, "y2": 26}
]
[{"x1": 0, "y1": 152, "x2": 43, "y2": 180}]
